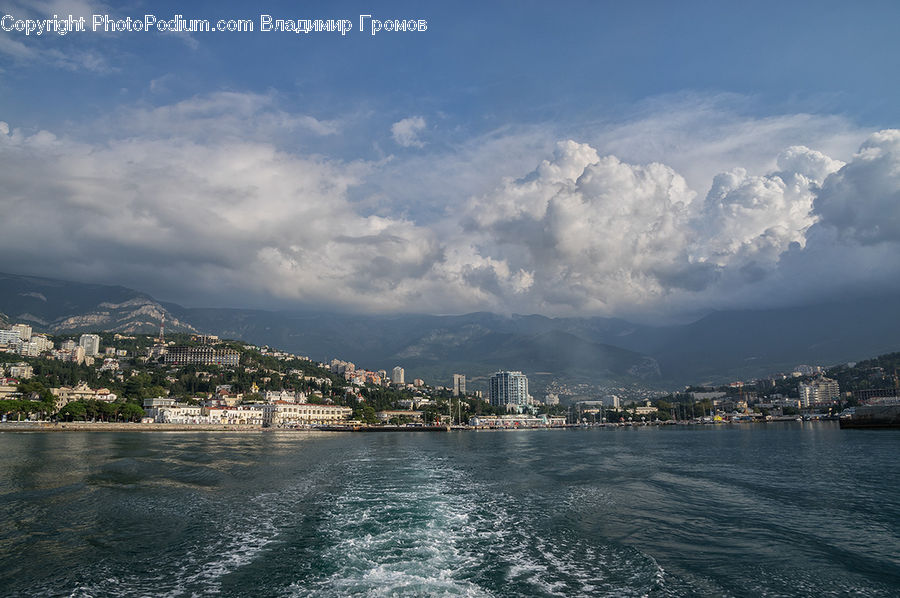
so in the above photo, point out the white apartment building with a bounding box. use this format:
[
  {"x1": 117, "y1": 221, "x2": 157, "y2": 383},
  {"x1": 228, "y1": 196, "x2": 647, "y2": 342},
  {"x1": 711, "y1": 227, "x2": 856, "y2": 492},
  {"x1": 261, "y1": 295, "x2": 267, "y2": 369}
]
[
  {"x1": 8, "y1": 363, "x2": 33, "y2": 379},
  {"x1": 264, "y1": 389, "x2": 306, "y2": 403},
  {"x1": 146, "y1": 404, "x2": 206, "y2": 424},
  {"x1": 489, "y1": 371, "x2": 529, "y2": 411},
  {"x1": 11, "y1": 324, "x2": 32, "y2": 341},
  {"x1": 79, "y1": 334, "x2": 101, "y2": 357},
  {"x1": 204, "y1": 406, "x2": 265, "y2": 425},
  {"x1": 262, "y1": 402, "x2": 352, "y2": 427},
  {"x1": 798, "y1": 377, "x2": 840, "y2": 407}
]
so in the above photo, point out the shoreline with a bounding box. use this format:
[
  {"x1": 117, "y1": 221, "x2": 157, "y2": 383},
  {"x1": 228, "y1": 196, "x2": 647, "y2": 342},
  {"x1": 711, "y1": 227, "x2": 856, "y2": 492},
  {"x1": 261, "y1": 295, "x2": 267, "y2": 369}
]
[
  {"x1": 0, "y1": 419, "x2": 837, "y2": 433},
  {"x1": 0, "y1": 421, "x2": 270, "y2": 432}
]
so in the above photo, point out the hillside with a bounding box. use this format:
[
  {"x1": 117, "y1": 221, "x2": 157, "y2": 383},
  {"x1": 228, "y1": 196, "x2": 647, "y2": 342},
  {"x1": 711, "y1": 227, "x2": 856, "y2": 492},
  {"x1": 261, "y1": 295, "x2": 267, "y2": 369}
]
[
  {"x1": 0, "y1": 272, "x2": 197, "y2": 335},
  {"x1": 2, "y1": 272, "x2": 900, "y2": 391}
]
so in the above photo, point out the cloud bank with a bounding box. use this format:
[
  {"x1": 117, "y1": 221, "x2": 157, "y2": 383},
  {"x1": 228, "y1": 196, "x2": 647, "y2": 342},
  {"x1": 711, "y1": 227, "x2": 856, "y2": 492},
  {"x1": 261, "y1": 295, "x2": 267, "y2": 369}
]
[{"x1": 1, "y1": 94, "x2": 897, "y2": 319}]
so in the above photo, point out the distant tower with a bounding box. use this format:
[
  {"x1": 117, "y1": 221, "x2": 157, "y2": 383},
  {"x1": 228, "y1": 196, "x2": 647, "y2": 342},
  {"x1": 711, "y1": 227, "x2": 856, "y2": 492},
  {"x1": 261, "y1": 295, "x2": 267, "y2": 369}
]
[
  {"x1": 158, "y1": 313, "x2": 165, "y2": 343},
  {"x1": 489, "y1": 371, "x2": 529, "y2": 410},
  {"x1": 78, "y1": 334, "x2": 101, "y2": 358},
  {"x1": 452, "y1": 374, "x2": 466, "y2": 397}
]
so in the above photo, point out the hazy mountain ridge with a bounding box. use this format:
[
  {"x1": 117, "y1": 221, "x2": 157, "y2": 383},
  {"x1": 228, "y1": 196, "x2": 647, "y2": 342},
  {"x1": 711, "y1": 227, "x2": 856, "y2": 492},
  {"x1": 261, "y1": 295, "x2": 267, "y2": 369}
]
[
  {"x1": 0, "y1": 273, "x2": 197, "y2": 335},
  {"x1": 1, "y1": 272, "x2": 899, "y2": 390}
]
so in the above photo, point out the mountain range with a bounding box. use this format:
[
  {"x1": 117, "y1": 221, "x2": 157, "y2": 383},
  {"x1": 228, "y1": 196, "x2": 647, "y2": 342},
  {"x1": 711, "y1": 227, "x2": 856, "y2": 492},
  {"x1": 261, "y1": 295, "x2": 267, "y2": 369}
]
[{"x1": 2, "y1": 271, "x2": 899, "y2": 394}]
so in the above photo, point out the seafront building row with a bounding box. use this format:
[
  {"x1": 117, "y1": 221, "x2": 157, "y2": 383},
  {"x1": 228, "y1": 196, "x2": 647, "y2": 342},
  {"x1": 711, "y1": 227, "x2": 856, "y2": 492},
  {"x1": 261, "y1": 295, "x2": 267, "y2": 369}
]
[{"x1": 142, "y1": 397, "x2": 352, "y2": 426}]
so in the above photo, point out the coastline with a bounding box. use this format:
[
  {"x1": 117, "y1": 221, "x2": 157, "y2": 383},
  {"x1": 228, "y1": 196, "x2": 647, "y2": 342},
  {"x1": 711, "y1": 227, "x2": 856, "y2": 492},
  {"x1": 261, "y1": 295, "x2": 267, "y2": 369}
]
[
  {"x1": 0, "y1": 421, "x2": 269, "y2": 432},
  {"x1": 0, "y1": 419, "x2": 833, "y2": 433}
]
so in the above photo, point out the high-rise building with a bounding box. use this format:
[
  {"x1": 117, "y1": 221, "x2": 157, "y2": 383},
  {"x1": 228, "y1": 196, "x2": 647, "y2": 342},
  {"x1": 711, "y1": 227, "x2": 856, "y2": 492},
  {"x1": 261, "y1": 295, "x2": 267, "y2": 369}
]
[
  {"x1": 452, "y1": 374, "x2": 466, "y2": 397},
  {"x1": 798, "y1": 377, "x2": 840, "y2": 407},
  {"x1": 79, "y1": 334, "x2": 101, "y2": 357},
  {"x1": 0, "y1": 330, "x2": 22, "y2": 346},
  {"x1": 11, "y1": 324, "x2": 32, "y2": 341},
  {"x1": 489, "y1": 371, "x2": 529, "y2": 410},
  {"x1": 391, "y1": 366, "x2": 405, "y2": 385}
]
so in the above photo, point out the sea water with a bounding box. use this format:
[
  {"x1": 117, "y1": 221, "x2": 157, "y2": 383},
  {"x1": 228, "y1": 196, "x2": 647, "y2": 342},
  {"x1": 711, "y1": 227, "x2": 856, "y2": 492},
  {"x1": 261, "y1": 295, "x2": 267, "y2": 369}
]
[{"x1": 0, "y1": 423, "x2": 897, "y2": 597}]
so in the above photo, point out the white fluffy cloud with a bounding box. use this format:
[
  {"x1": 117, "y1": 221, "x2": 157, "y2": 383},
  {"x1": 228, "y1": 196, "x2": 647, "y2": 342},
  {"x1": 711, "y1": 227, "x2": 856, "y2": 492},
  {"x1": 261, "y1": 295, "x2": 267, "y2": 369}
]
[
  {"x1": 2, "y1": 94, "x2": 898, "y2": 319},
  {"x1": 464, "y1": 142, "x2": 700, "y2": 311},
  {"x1": 391, "y1": 116, "x2": 426, "y2": 148},
  {"x1": 0, "y1": 114, "x2": 451, "y2": 312},
  {"x1": 814, "y1": 129, "x2": 900, "y2": 244},
  {"x1": 459, "y1": 139, "x2": 850, "y2": 313},
  {"x1": 695, "y1": 146, "x2": 844, "y2": 267}
]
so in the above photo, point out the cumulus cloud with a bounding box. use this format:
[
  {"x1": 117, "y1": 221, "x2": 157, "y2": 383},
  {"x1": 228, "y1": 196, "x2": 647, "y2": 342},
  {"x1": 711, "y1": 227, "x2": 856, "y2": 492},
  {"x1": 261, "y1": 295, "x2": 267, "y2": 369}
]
[
  {"x1": 461, "y1": 142, "x2": 701, "y2": 312},
  {"x1": 814, "y1": 129, "x2": 900, "y2": 245},
  {"x1": 2, "y1": 92, "x2": 899, "y2": 319},
  {"x1": 694, "y1": 145, "x2": 843, "y2": 267},
  {"x1": 456, "y1": 132, "x2": 897, "y2": 316},
  {"x1": 391, "y1": 116, "x2": 426, "y2": 148},
  {"x1": 591, "y1": 94, "x2": 862, "y2": 194}
]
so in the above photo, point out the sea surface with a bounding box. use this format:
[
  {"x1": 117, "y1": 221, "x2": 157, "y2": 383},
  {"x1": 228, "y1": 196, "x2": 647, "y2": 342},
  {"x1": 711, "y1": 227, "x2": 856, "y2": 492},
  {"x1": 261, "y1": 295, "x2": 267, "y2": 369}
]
[{"x1": 0, "y1": 423, "x2": 898, "y2": 597}]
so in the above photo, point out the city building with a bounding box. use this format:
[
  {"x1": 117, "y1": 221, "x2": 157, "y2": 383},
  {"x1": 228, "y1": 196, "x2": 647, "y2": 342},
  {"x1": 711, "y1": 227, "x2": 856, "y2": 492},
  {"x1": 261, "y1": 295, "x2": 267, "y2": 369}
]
[
  {"x1": 146, "y1": 404, "x2": 205, "y2": 424},
  {"x1": 18, "y1": 336, "x2": 53, "y2": 357},
  {"x1": 164, "y1": 345, "x2": 240, "y2": 367},
  {"x1": 853, "y1": 388, "x2": 900, "y2": 403},
  {"x1": 0, "y1": 329, "x2": 23, "y2": 347},
  {"x1": 11, "y1": 324, "x2": 32, "y2": 341},
  {"x1": 204, "y1": 405, "x2": 265, "y2": 426},
  {"x1": 330, "y1": 359, "x2": 355, "y2": 375},
  {"x1": 391, "y1": 366, "x2": 405, "y2": 385},
  {"x1": 99, "y1": 357, "x2": 119, "y2": 371},
  {"x1": 143, "y1": 397, "x2": 177, "y2": 409},
  {"x1": 264, "y1": 389, "x2": 306, "y2": 404},
  {"x1": 489, "y1": 371, "x2": 529, "y2": 411},
  {"x1": 79, "y1": 334, "x2": 101, "y2": 357},
  {"x1": 375, "y1": 410, "x2": 424, "y2": 423},
  {"x1": 470, "y1": 414, "x2": 566, "y2": 428},
  {"x1": 452, "y1": 374, "x2": 466, "y2": 397},
  {"x1": 798, "y1": 376, "x2": 840, "y2": 407},
  {"x1": 8, "y1": 363, "x2": 33, "y2": 379},
  {"x1": 262, "y1": 402, "x2": 352, "y2": 427}
]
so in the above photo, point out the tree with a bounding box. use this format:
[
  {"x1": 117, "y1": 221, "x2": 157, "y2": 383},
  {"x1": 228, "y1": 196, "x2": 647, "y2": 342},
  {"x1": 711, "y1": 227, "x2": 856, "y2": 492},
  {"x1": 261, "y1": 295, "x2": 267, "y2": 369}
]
[
  {"x1": 124, "y1": 377, "x2": 145, "y2": 400},
  {"x1": 353, "y1": 404, "x2": 377, "y2": 424},
  {"x1": 17, "y1": 380, "x2": 54, "y2": 403},
  {"x1": 59, "y1": 401, "x2": 87, "y2": 421},
  {"x1": 98, "y1": 401, "x2": 118, "y2": 421},
  {"x1": 119, "y1": 403, "x2": 145, "y2": 422}
]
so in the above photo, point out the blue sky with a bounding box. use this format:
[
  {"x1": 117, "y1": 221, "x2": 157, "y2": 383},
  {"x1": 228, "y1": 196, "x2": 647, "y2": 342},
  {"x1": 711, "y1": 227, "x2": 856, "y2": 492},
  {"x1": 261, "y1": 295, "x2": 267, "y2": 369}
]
[
  {"x1": 2, "y1": 0, "x2": 900, "y2": 320},
  {"x1": 6, "y1": 1, "x2": 900, "y2": 136}
]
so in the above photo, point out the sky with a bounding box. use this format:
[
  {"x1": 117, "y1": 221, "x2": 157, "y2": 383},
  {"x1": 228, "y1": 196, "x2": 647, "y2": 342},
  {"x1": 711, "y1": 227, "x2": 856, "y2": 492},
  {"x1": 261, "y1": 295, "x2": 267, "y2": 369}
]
[{"x1": 1, "y1": 0, "x2": 899, "y2": 322}]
